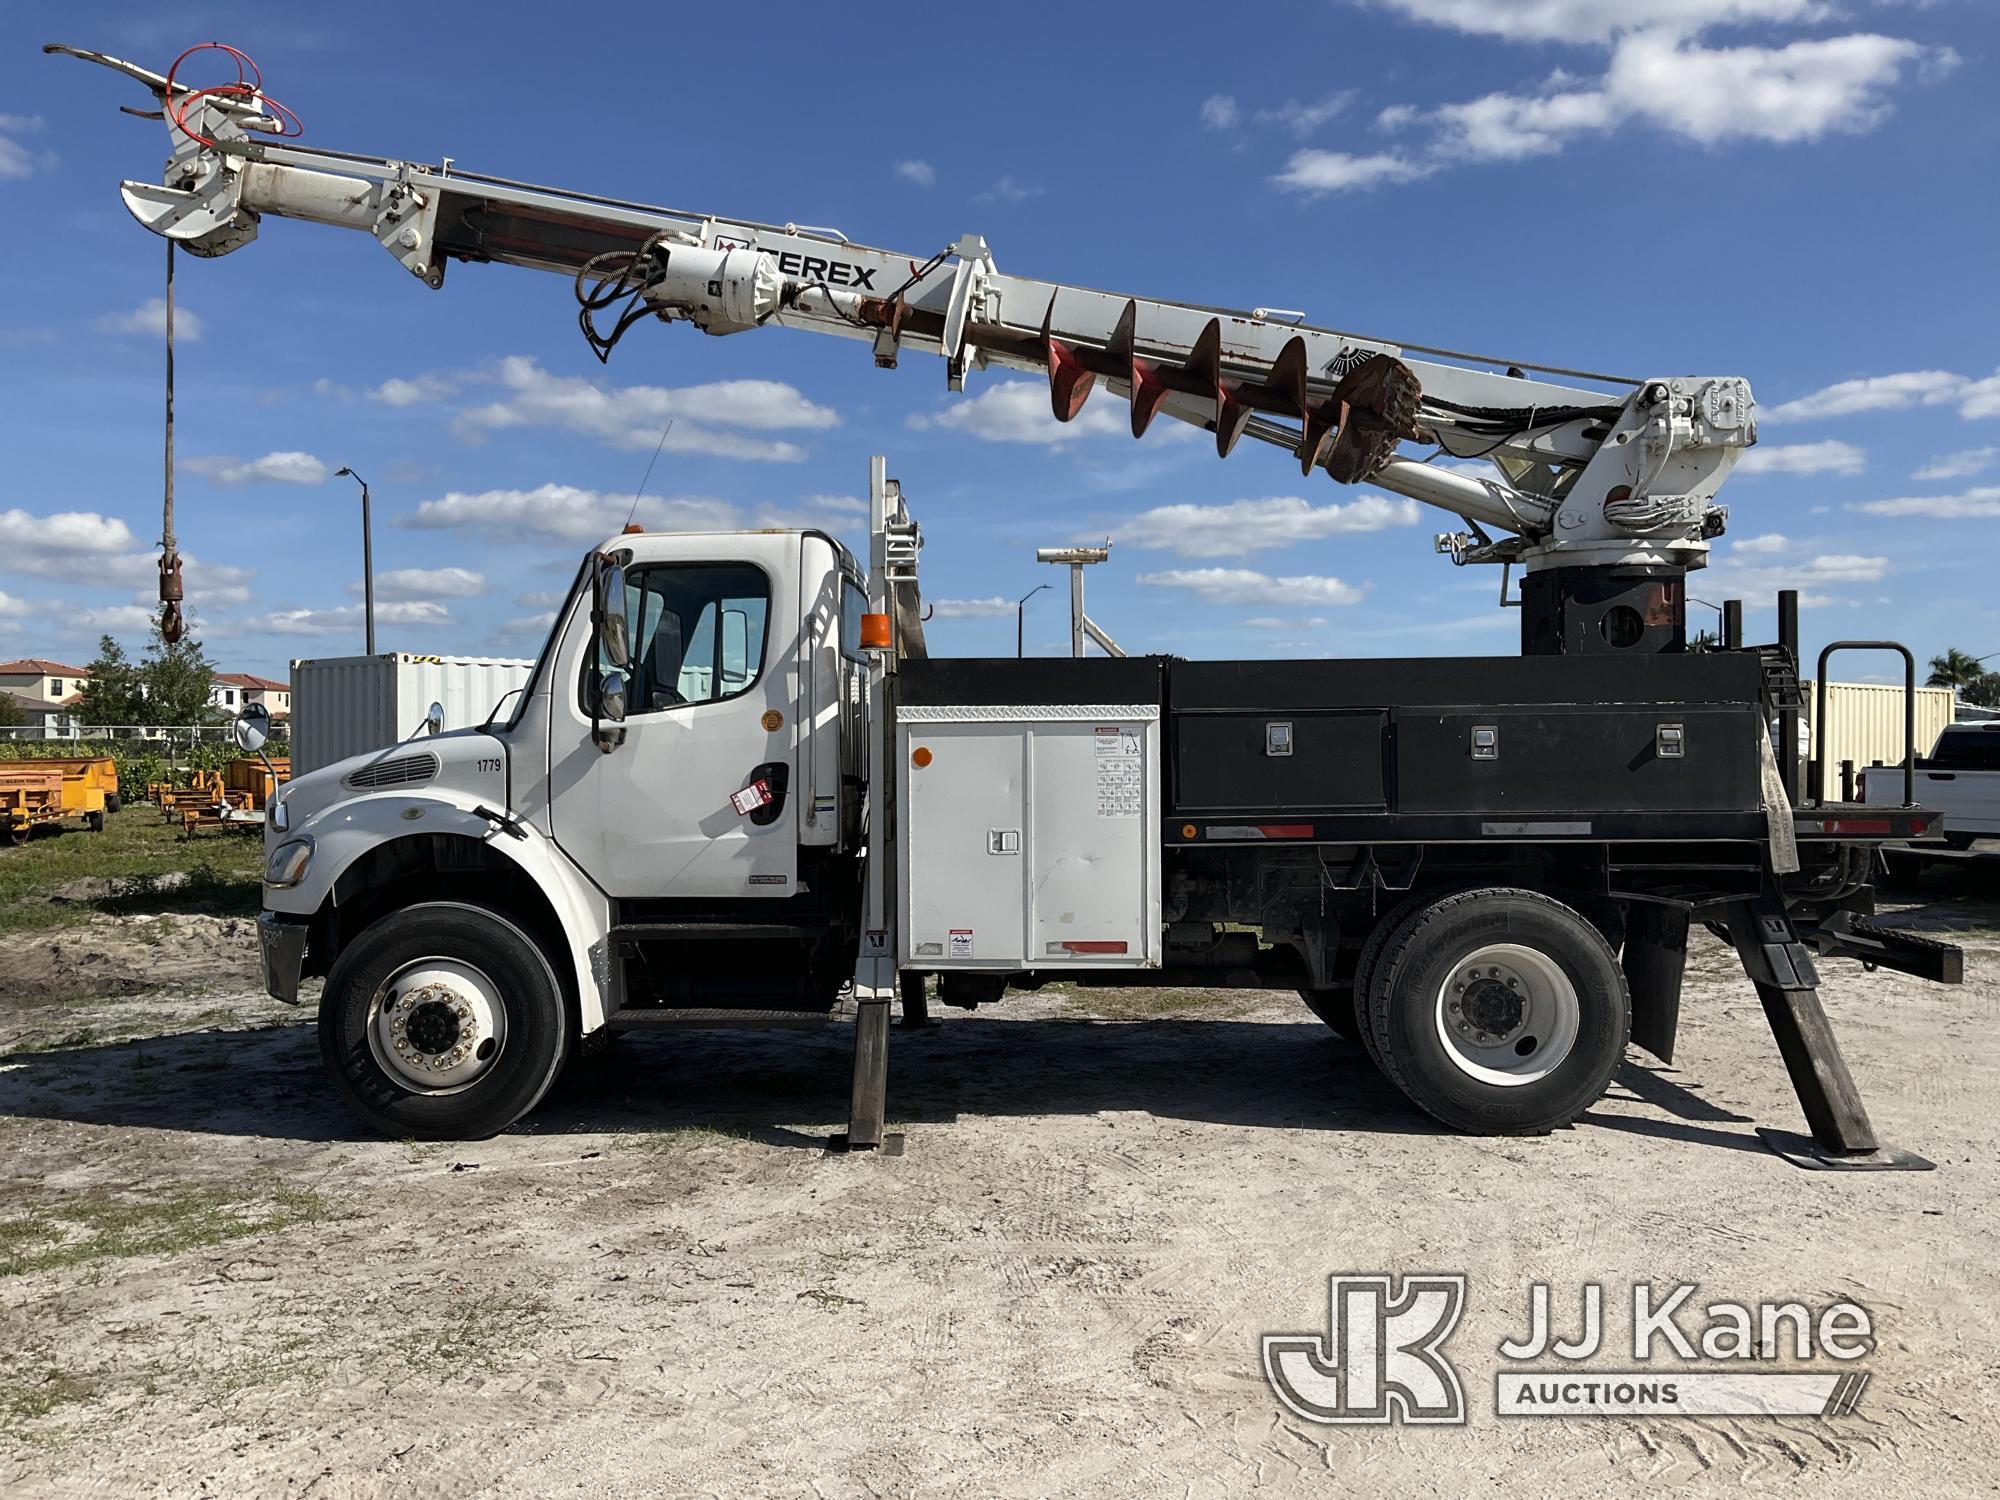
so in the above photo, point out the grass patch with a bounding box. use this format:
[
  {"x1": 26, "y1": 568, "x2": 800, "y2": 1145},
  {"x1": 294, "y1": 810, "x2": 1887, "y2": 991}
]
[
  {"x1": 0, "y1": 805, "x2": 261, "y2": 937},
  {"x1": 1057, "y1": 986, "x2": 1265, "y2": 1021},
  {"x1": 0, "y1": 1367, "x2": 92, "y2": 1439},
  {"x1": 389, "y1": 1292, "x2": 551, "y2": 1374},
  {"x1": 0, "y1": 1181, "x2": 335, "y2": 1278},
  {"x1": 621, "y1": 1123, "x2": 757, "y2": 1153}
]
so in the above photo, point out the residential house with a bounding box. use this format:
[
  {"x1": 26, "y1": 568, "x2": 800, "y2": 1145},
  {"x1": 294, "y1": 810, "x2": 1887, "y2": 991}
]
[
  {"x1": 0, "y1": 659, "x2": 90, "y2": 740},
  {"x1": 212, "y1": 672, "x2": 292, "y2": 723}
]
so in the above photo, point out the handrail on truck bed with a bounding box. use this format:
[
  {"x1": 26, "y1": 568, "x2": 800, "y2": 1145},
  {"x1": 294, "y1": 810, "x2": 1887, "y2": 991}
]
[{"x1": 1812, "y1": 641, "x2": 1916, "y2": 807}]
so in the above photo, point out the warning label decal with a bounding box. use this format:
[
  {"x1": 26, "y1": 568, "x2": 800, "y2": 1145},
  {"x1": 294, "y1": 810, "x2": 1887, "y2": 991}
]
[{"x1": 1093, "y1": 726, "x2": 1143, "y2": 818}]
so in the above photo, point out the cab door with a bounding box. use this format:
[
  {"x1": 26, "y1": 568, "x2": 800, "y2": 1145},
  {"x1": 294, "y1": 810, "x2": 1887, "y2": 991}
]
[{"x1": 547, "y1": 535, "x2": 799, "y2": 899}]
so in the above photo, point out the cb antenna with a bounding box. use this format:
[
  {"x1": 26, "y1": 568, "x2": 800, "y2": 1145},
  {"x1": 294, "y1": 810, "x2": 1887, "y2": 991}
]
[{"x1": 625, "y1": 417, "x2": 674, "y2": 531}]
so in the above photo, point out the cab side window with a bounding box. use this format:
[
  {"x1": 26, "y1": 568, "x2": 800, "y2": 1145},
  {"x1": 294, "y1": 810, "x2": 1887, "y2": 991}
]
[{"x1": 590, "y1": 562, "x2": 770, "y2": 716}]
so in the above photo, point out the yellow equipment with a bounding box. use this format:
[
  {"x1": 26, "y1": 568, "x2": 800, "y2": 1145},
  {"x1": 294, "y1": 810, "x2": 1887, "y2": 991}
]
[{"x1": 0, "y1": 757, "x2": 112, "y2": 842}]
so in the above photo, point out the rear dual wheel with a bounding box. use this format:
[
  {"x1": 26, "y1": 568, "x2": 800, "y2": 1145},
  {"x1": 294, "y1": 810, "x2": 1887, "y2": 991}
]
[{"x1": 1360, "y1": 888, "x2": 1629, "y2": 1135}]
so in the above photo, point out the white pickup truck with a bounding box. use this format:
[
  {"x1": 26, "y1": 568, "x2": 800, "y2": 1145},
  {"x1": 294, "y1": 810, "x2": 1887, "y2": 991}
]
[{"x1": 1862, "y1": 722, "x2": 2000, "y2": 849}]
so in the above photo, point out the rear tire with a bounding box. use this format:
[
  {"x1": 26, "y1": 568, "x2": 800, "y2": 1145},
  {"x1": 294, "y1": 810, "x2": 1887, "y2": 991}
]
[
  {"x1": 319, "y1": 901, "x2": 568, "y2": 1140},
  {"x1": 105, "y1": 793, "x2": 122, "y2": 815},
  {"x1": 1363, "y1": 888, "x2": 1629, "y2": 1135},
  {"x1": 87, "y1": 811, "x2": 105, "y2": 833}
]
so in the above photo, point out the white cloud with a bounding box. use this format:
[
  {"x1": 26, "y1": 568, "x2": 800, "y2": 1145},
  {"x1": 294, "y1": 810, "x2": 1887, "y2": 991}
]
[
  {"x1": 75, "y1": 604, "x2": 160, "y2": 632},
  {"x1": 893, "y1": 159, "x2": 936, "y2": 187},
  {"x1": 1360, "y1": 0, "x2": 1830, "y2": 45},
  {"x1": 1271, "y1": 150, "x2": 1436, "y2": 195},
  {"x1": 908, "y1": 380, "x2": 1130, "y2": 445},
  {"x1": 403, "y1": 484, "x2": 738, "y2": 543},
  {"x1": 0, "y1": 589, "x2": 26, "y2": 617},
  {"x1": 1764, "y1": 368, "x2": 2000, "y2": 422},
  {"x1": 1608, "y1": 30, "x2": 1929, "y2": 148},
  {"x1": 1397, "y1": 31, "x2": 1933, "y2": 164},
  {"x1": 1914, "y1": 447, "x2": 1997, "y2": 482},
  {"x1": 929, "y1": 597, "x2": 1017, "y2": 619},
  {"x1": 1734, "y1": 439, "x2": 1865, "y2": 476},
  {"x1": 1244, "y1": 615, "x2": 1330, "y2": 629},
  {"x1": 978, "y1": 176, "x2": 1042, "y2": 203},
  {"x1": 371, "y1": 373, "x2": 459, "y2": 406},
  {"x1": 1136, "y1": 567, "x2": 1367, "y2": 606},
  {"x1": 400, "y1": 483, "x2": 863, "y2": 545},
  {"x1": 368, "y1": 566, "x2": 487, "y2": 601},
  {"x1": 449, "y1": 356, "x2": 837, "y2": 462},
  {"x1": 184, "y1": 450, "x2": 329, "y2": 486},
  {"x1": 1200, "y1": 94, "x2": 1239, "y2": 130},
  {"x1": 1852, "y1": 485, "x2": 2000, "y2": 519},
  {"x1": 1704, "y1": 536, "x2": 1890, "y2": 606},
  {"x1": 1115, "y1": 495, "x2": 1421, "y2": 557},
  {"x1": 0, "y1": 113, "x2": 50, "y2": 181},
  {"x1": 516, "y1": 590, "x2": 564, "y2": 609},
  {"x1": 247, "y1": 600, "x2": 453, "y2": 637},
  {"x1": 93, "y1": 298, "x2": 203, "y2": 341},
  {"x1": 0, "y1": 508, "x2": 142, "y2": 579},
  {"x1": 1731, "y1": 532, "x2": 1791, "y2": 556},
  {"x1": 1254, "y1": 92, "x2": 1356, "y2": 136},
  {"x1": 503, "y1": 611, "x2": 557, "y2": 637}
]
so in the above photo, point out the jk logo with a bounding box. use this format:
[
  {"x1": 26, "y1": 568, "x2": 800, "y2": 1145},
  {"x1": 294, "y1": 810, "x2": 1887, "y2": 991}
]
[{"x1": 1262, "y1": 1274, "x2": 1467, "y2": 1425}]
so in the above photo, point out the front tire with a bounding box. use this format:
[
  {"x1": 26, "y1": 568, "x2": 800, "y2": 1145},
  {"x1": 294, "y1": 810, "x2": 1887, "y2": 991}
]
[
  {"x1": 1362, "y1": 888, "x2": 1629, "y2": 1135},
  {"x1": 318, "y1": 901, "x2": 567, "y2": 1140}
]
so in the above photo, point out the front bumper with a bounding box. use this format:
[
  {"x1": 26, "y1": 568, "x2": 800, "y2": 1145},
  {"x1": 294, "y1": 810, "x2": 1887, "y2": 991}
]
[{"x1": 259, "y1": 910, "x2": 311, "y2": 1005}]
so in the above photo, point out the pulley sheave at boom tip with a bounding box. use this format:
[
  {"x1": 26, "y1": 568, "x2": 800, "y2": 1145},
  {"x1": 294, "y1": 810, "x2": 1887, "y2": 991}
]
[{"x1": 47, "y1": 41, "x2": 1758, "y2": 577}]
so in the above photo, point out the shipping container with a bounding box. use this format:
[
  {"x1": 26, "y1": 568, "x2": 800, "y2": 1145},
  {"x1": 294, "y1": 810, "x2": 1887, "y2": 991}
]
[
  {"x1": 1803, "y1": 679, "x2": 1955, "y2": 779},
  {"x1": 290, "y1": 653, "x2": 534, "y2": 776}
]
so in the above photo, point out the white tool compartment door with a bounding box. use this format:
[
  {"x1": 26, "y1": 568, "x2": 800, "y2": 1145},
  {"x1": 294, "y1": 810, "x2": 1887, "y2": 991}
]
[
  {"x1": 901, "y1": 719, "x2": 1028, "y2": 966},
  {"x1": 1029, "y1": 714, "x2": 1157, "y2": 965}
]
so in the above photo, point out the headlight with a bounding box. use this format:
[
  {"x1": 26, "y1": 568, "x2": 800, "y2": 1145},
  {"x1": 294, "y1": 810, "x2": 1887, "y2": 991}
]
[
  {"x1": 265, "y1": 837, "x2": 315, "y2": 888},
  {"x1": 270, "y1": 797, "x2": 290, "y2": 833}
]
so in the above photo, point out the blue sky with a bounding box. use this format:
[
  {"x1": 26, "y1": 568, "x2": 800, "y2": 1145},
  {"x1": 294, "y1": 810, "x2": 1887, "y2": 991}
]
[{"x1": 1, "y1": 1, "x2": 1995, "y2": 681}]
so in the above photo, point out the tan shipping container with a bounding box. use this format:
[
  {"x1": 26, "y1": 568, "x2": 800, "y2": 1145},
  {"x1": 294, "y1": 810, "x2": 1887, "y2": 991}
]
[{"x1": 1803, "y1": 679, "x2": 1955, "y2": 773}]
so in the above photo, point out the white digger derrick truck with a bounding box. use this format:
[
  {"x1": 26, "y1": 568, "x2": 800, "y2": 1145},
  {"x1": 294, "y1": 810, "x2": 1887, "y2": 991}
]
[{"x1": 54, "y1": 44, "x2": 1964, "y2": 1166}]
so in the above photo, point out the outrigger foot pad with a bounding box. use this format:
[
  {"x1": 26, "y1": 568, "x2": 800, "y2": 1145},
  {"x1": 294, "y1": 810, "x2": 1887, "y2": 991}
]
[
  {"x1": 828, "y1": 1132, "x2": 906, "y2": 1156},
  {"x1": 1756, "y1": 1128, "x2": 1934, "y2": 1172}
]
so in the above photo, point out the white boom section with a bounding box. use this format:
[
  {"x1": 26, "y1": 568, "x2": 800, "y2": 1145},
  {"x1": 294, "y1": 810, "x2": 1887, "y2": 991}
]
[{"x1": 52, "y1": 45, "x2": 1756, "y2": 575}]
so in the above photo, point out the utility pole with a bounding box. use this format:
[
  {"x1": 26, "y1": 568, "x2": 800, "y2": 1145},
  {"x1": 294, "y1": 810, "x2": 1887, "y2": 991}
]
[
  {"x1": 1034, "y1": 545, "x2": 1124, "y2": 659},
  {"x1": 334, "y1": 466, "x2": 376, "y2": 654},
  {"x1": 1016, "y1": 583, "x2": 1050, "y2": 658}
]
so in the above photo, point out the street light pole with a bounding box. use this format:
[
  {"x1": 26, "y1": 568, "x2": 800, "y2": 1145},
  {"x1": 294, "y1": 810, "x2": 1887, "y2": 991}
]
[
  {"x1": 334, "y1": 466, "x2": 376, "y2": 655},
  {"x1": 1016, "y1": 583, "x2": 1050, "y2": 658}
]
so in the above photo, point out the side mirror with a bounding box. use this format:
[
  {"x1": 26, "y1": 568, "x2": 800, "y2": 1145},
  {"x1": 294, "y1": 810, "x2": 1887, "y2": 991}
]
[
  {"x1": 720, "y1": 606, "x2": 751, "y2": 687},
  {"x1": 597, "y1": 670, "x2": 627, "y2": 723},
  {"x1": 592, "y1": 669, "x2": 627, "y2": 754},
  {"x1": 594, "y1": 556, "x2": 630, "y2": 670},
  {"x1": 232, "y1": 701, "x2": 271, "y2": 754},
  {"x1": 425, "y1": 700, "x2": 445, "y2": 736}
]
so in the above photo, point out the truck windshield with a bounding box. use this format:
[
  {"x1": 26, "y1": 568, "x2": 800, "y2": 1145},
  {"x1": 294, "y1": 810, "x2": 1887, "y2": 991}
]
[{"x1": 499, "y1": 556, "x2": 590, "y2": 732}]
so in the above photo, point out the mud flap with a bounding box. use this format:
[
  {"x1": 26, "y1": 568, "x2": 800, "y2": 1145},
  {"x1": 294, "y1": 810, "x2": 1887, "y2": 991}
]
[{"x1": 1622, "y1": 904, "x2": 1688, "y2": 1064}]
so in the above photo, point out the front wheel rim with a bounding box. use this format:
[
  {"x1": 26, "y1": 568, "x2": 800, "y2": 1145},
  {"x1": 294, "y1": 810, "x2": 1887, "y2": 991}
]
[
  {"x1": 1432, "y1": 942, "x2": 1580, "y2": 1087},
  {"x1": 366, "y1": 958, "x2": 509, "y2": 1095}
]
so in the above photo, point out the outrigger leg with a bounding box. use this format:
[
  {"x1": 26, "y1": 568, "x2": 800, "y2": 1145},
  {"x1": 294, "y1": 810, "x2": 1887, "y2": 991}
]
[
  {"x1": 1725, "y1": 896, "x2": 1933, "y2": 1171},
  {"x1": 835, "y1": 994, "x2": 901, "y2": 1154}
]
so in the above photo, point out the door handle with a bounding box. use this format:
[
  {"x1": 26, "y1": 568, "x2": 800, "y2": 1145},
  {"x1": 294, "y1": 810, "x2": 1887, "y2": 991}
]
[{"x1": 747, "y1": 761, "x2": 790, "y2": 825}]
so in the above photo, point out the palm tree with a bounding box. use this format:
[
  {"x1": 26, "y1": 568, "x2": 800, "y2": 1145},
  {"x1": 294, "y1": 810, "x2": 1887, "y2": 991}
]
[{"x1": 1927, "y1": 647, "x2": 1989, "y2": 693}]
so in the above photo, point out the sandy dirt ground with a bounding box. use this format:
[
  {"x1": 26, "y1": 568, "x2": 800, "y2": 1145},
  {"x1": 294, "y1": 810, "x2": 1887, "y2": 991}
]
[{"x1": 1, "y1": 872, "x2": 1997, "y2": 1499}]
